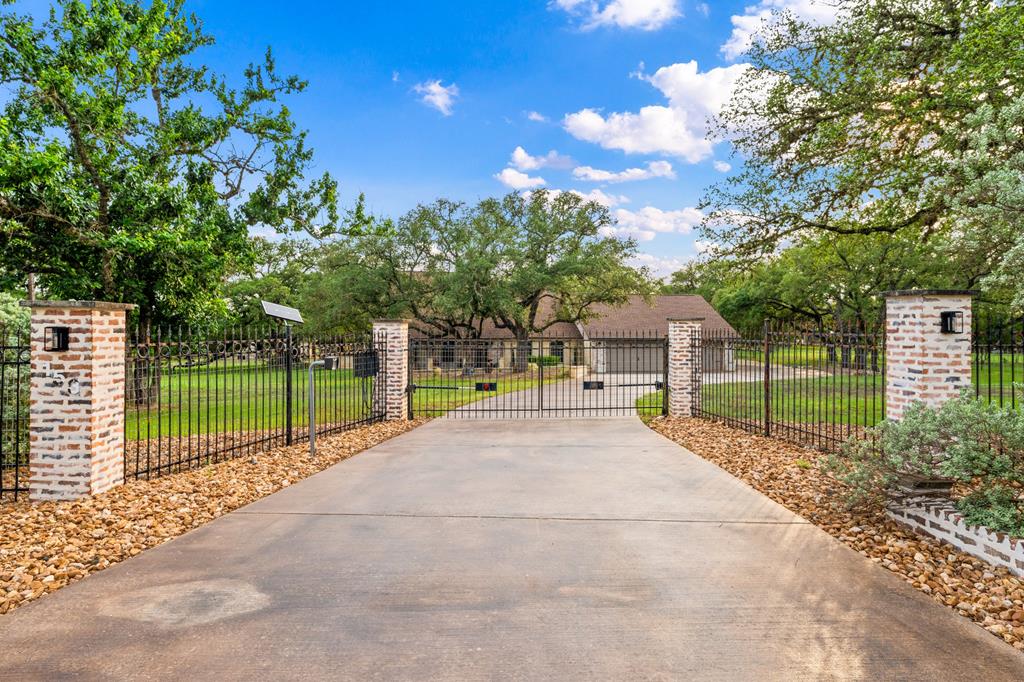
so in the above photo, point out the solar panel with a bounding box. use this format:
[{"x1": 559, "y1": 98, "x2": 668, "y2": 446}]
[{"x1": 260, "y1": 300, "x2": 303, "y2": 324}]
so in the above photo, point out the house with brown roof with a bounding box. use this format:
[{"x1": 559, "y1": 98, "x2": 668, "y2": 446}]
[{"x1": 410, "y1": 295, "x2": 737, "y2": 374}]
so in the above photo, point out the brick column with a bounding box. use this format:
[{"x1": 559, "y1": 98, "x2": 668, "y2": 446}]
[
  {"x1": 667, "y1": 318, "x2": 703, "y2": 418},
  {"x1": 372, "y1": 319, "x2": 409, "y2": 421},
  {"x1": 21, "y1": 300, "x2": 134, "y2": 501},
  {"x1": 883, "y1": 290, "x2": 974, "y2": 421}
]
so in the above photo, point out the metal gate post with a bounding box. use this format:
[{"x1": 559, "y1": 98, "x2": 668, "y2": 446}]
[
  {"x1": 537, "y1": 339, "x2": 544, "y2": 414},
  {"x1": 285, "y1": 323, "x2": 293, "y2": 445},
  {"x1": 662, "y1": 336, "x2": 670, "y2": 416},
  {"x1": 763, "y1": 320, "x2": 771, "y2": 437},
  {"x1": 406, "y1": 340, "x2": 414, "y2": 420}
]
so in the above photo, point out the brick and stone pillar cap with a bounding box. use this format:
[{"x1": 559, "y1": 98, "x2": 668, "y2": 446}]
[
  {"x1": 667, "y1": 317, "x2": 703, "y2": 418},
  {"x1": 883, "y1": 289, "x2": 975, "y2": 422},
  {"x1": 20, "y1": 300, "x2": 135, "y2": 502},
  {"x1": 371, "y1": 319, "x2": 410, "y2": 421}
]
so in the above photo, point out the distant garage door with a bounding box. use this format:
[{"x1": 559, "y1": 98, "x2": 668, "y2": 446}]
[{"x1": 603, "y1": 341, "x2": 665, "y2": 374}]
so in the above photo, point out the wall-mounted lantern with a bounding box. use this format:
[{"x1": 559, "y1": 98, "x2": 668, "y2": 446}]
[
  {"x1": 940, "y1": 310, "x2": 964, "y2": 334},
  {"x1": 44, "y1": 326, "x2": 70, "y2": 351}
]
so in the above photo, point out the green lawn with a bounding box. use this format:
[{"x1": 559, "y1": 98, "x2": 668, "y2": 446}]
[
  {"x1": 125, "y1": 366, "x2": 380, "y2": 439},
  {"x1": 127, "y1": 353, "x2": 1020, "y2": 440},
  {"x1": 636, "y1": 375, "x2": 884, "y2": 427},
  {"x1": 125, "y1": 364, "x2": 567, "y2": 438}
]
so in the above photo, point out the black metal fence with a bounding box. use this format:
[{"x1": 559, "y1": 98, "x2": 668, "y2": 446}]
[
  {"x1": 973, "y1": 317, "x2": 1023, "y2": 409},
  {"x1": 695, "y1": 323, "x2": 886, "y2": 452},
  {"x1": 124, "y1": 327, "x2": 387, "y2": 480},
  {"x1": 0, "y1": 328, "x2": 30, "y2": 500},
  {"x1": 408, "y1": 334, "x2": 667, "y2": 418}
]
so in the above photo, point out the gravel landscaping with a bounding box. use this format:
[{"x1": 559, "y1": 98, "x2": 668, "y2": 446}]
[
  {"x1": 0, "y1": 418, "x2": 427, "y2": 616},
  {"x1": 648, "y1": 416, "x2": 1024, "y2": 651}
]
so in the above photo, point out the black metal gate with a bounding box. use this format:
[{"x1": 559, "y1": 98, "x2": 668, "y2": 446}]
[
  {"x1": 0, "y1": 328, "x2": 30, "y2": 500},
  {"x1": 408, "y1": 334, "x2": 668, "y2": 418}
]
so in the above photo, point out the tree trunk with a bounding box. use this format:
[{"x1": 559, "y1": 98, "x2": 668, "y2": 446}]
[{"x1": 515, "y1": 334, "x2": 531, "y2": 373}]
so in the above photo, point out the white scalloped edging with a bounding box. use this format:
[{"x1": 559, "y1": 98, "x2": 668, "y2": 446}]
[{"x1": 888, "y1": 497, "x2": 1024, "y2": 577}]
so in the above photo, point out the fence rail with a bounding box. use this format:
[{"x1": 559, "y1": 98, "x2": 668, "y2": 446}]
[
  {"x1": 695, "y1": 323, "x2": 886, "y2": 452},
  {"x1": 124, "y1": 327, "x2": 387, "y2": 480},
  {"x1": 974, "y1": 317, "x2": 1023, "y2": 409},
  {"x1": 0, "y1": 328, "x2": 29, "y2": 500}
]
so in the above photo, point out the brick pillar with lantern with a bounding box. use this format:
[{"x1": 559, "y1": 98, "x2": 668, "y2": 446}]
[
  {"x1": 21, "y1": 300, "x2": 135, "y2": 502},
  {"x1": 883, "y1": 290, "x2": 974, "y2": 422}
]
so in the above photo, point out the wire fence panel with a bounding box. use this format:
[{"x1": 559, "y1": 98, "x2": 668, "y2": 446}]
[
  {"x1": 696, "y1": 323, "x2": 886, "y2": 452},
  {"x1": 974, "y1": 317, "x2": 1023, "y2": 410},
  {"x1": 0, "y1": 328, "x2": 30, "y2": 500},
  {"x1": 124, "y1": 327, "x2": 387, "y2": 480},
  {"x1": 408, "y1": 333, "x2": 667, "y2": 419}
]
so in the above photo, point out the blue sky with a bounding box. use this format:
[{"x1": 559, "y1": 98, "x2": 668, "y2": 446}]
[{"x1": 15, "y1": 0, "x2": 838, "y2": 277}]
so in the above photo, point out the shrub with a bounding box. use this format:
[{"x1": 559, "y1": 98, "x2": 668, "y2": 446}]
[
  {"x1": 528, "y1": 355, "x2": 561, "y2": 366},
  {"x1": 825, "y1": 392, "x2": 1024, "y2": 534},
  {"x1": 957, "y1": 486, "x2": 1024, "y2": 536}
]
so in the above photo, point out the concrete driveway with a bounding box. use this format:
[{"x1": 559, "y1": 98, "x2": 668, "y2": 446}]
[{"x1": 2, "y1": 418, "x2": 1023, "y2": 680}]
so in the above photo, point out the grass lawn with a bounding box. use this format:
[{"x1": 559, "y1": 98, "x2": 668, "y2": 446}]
[
  {"x1": 637, "y1": 375, "x2": 884, "y2": 427},
  {"x1": 125, "y1": 364, "x2": 566, "y2": 437},
  {"x1": 125, "y1": 366, "x2": 380, "y2": 439}
]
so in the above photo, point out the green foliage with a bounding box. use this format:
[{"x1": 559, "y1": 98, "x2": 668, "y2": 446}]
[
  {"x1": 701, "y1": 0, "x2": 1024, "y2": 309},
  {"x1": 826, "y1": 393, "x2": 1024, "y2": 535},
  {"x1": 957, "y1": 486, "x2": 1024, "y2": 537},
  {"x1": 527, "y1": 355, "x2": 561, "y2": 367},
  {"x1": 673, "y1": 231, "x2": 956, "y2": 331},
  {"x1": 0, "y1": 291, "x2": 28, "y2": 331},
  {"x1": 298, "y1": 190, "x2": 655, "y2": 337},
  {"x1": 0, "y1": 0, "x2": 337, "y2": 327}
]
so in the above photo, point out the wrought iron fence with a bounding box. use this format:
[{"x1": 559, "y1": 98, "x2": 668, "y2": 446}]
[
  {"x1": 695, "y1": 323, "x2": 886, "y2": 452},
  {"x1": 0, "y1": 327, "x2": 30, "y2": 500},
  {"x1": 973, "y1": 316, "x2": 1023, "y2": 409},
  {"x1": 408, "y1": 333, "x2": 667, "y2": 418},
  {"x1": 124, "y1": 327, "x2": 387, "y2": 480}
]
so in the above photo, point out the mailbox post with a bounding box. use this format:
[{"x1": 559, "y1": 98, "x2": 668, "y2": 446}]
[{"x1": 308, "y1": 356, "x2": 339, "y2": 457}]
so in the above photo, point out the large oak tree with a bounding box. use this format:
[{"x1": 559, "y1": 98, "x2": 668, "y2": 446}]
[{"x1": 0, "y1": 0, "x2": 338, "y2": 329}]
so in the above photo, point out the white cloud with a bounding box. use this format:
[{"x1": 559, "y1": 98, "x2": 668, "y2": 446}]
[
  {"x1": 522, "y1": 188, "x2": 629, "y2": 208},
  {"x1": 600, "y1": 205, "x2": 703, "y2": 241},
  {"x1": 713, "y1": 160, "x2": 732, "y2": 172},
  {"x1": 495, "y1": 168, "x2": 546, "y2": 190},
  {"x1": 413, "y1": 80, "x2": 459, "y2": 116},
  {"x1": 392, "y1": 71, "x2": 400, "y2": 82},
  {"x1": 552, "y1": 0, "x2": 681, "y2": 30},
  {"x1": 563, "y1": 60, "x2": 749, "y2": 162},
  {"x1": 629, "y1": 252, "x2": 692, "y2": 278},
  {"x1": 721, "y1": 0, "x2": 841, "y2": 60},
  {"x1": 695, "y1": 2, "x2": 710, "y2": 17},
  {"x1": 510, "y1": 146, "x2": 574, "y2": 171},
  {"x1": 526, "y1": 111, "x2": 548, "y2": 122},
  {"x1": 573, "y1": 160, "x2": 675, "y2": 183}
]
